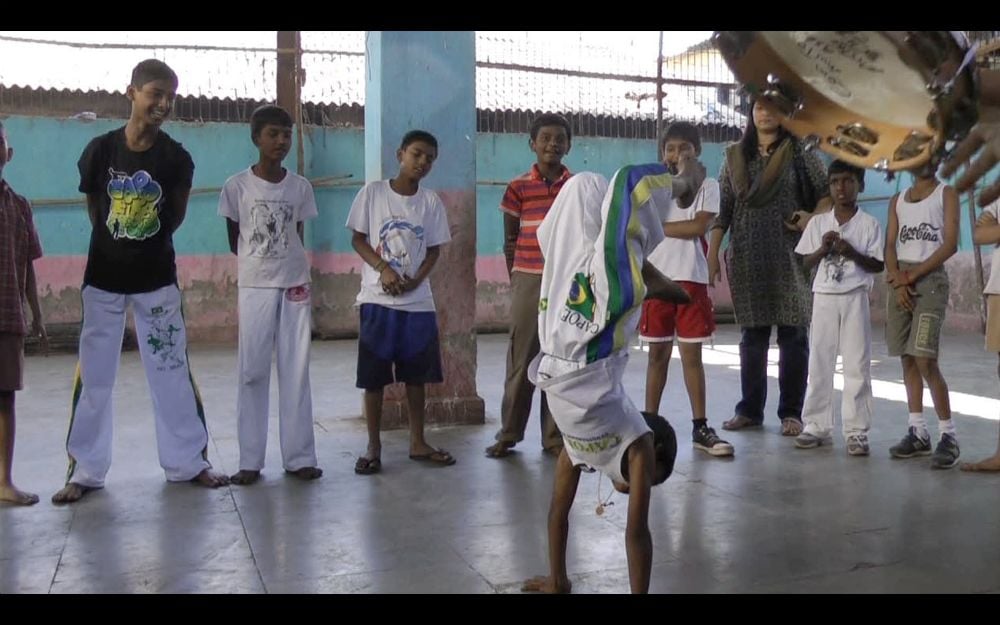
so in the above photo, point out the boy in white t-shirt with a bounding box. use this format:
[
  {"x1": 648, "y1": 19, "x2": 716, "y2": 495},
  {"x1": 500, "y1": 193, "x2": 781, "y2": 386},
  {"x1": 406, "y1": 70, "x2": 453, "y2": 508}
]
[
  {"x1": 793, "y1": 161, "x2": 884, "y2": 455},
  {"x1": 218, "y1": 104, "x2": 322, "y2": 485},
  {"x1": 345, "y1": 130, "x2": 454, "y2": 475},
  {"x1": 963, "y1": 197, "x2": 1000, "y2": 472},
  {"x1": 640, "y1": 122, "x2": 733, "y2": 457}
]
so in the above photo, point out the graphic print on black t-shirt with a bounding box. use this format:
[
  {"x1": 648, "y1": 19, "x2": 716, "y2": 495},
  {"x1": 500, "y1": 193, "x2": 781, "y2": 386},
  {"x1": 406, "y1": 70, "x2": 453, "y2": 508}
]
[
  {"x1": 248, "y1": 200, "x2": 293, "y2": 258},
  {"x1": 106, "y1": 167, "x2": 163, "y2": 241}
]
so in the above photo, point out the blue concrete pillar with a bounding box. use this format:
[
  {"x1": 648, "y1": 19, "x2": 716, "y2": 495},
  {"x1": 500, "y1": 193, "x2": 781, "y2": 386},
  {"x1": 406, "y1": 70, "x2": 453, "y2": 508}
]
[{"x1": 364, "y1": 31, "x2": 484, "y2": 427}]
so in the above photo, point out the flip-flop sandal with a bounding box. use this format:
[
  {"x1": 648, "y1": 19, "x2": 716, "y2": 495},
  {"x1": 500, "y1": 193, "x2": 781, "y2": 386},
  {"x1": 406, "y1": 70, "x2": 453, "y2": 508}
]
[
  {"x1": 409, "y1": 449, "x2": 457, "y2": 466},
  {"x1": 354, "y1": 456, "x2": 381, "y2": 475}
]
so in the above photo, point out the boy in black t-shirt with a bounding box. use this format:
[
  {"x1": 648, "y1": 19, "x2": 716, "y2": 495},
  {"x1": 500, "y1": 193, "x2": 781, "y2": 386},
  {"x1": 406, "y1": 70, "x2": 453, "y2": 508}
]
[{"x1": 53, "y1": 59, "x2": 229, "y2": 505}]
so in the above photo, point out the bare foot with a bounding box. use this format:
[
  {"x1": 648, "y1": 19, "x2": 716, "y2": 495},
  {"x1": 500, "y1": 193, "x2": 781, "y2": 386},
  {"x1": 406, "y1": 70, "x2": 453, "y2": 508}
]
[
  {"x1": 521, "y1": 575, "x2": 572, "y2": 594},
  {"x1": 286, "y1": 467, "x2": 323, "y2": 480},
  {"x1": 51, "y1": 482, "x2": 98, "y2": 505},
  {"x1": 485, "y1": 441, "x2": 515, "y2": 459},
  {"x1": 230, "y1": 470, "x2": 261, "y2": 485},
  {"x1": 960, "y1": 455, "x2": 1000, "y2": 472},
  {"x1": 0, "y1": 484, "x2": 40, "y2": 506},
  {"x1": 191, "y1": 469, "x2": 230, "y2": 488}
]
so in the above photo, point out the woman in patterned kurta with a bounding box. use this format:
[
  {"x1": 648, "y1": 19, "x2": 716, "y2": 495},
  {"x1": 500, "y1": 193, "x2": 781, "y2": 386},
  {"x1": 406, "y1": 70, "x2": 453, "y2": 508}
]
[{"x1": 708, "y1": 100, "x2": 829, "y2": 436}]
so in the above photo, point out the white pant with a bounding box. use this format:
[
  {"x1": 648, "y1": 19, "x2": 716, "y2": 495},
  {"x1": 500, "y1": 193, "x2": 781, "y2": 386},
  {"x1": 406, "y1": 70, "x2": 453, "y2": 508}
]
[
  {"x1": 801, "y1": 289, "x2": 873, "y2": 437},
  {"x1": 67, "y1": 284, "x2": 211, "y2": 487},
  {"x1": 237, "y1": 286, "x2": 316, "y2": 472}
]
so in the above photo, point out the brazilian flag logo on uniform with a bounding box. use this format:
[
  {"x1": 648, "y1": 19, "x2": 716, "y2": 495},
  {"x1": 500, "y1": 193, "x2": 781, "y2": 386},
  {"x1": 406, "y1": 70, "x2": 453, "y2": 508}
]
[{"x1": 567, "y1": 273, "x2": 596, "y2": 321}]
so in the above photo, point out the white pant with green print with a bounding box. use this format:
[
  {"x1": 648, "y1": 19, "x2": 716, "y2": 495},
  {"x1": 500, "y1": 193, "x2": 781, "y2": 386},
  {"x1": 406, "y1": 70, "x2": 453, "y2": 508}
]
[{"x1": 64, "y1": 284, "x2": 211, "y2": 487}]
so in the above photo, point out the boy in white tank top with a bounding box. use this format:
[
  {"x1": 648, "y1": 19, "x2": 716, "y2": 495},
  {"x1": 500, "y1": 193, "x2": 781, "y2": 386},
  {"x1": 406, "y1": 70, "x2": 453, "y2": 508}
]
[{"x1": 884, "y1": 165, "x2": 961, "y2": 469}]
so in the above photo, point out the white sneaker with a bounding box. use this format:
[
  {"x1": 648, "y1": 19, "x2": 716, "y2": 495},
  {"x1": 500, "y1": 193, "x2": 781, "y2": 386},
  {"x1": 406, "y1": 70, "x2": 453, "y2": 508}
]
[
  {"x1": 794, "y1": 430, "x2": 831, "y2": 449},
  {"x1": 846, "y1": 433, "x2": 870, "y2": 456}
]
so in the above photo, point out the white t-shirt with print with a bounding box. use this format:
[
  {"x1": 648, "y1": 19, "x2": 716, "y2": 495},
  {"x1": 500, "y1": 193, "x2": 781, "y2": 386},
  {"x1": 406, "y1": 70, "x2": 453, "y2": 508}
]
[
  {"x1": 796, "y1": 208, "x2": 884, "y2": 294},
  {"x1": 345, "y1": 180, "x2": 452, "y2": 312},
  {"x1": 645, "y1": 178, "x2": 720, "y2": 284},
  {"x1": 218, "y1": 168, "x2": 318, "y2": 288}
]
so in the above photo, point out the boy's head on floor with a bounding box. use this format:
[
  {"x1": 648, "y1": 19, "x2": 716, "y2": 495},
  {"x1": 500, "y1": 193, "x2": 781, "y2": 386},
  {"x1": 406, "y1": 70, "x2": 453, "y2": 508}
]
[
  {"x1": 396, "y1": 130, "x2": 438, "y2": 183},
  {"x1": 529, "y1": 113, "x2": 571, "y2": 168},
  {"x1": 250, "y1": 104, "x2": 293, "y2": 163},
  {"x1": 127, "y1": 59, "x2": 179, "y2": 129},
  {"x1": 612, "y1": 412, "x2": 678, "y2": 493}
]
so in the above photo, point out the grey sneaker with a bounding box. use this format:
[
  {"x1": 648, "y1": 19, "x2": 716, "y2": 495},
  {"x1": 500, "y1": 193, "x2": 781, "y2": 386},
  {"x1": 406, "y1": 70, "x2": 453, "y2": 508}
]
[
  {"x1": 794, "y1": 430, "x2": 832, "y2": 449},
  {"x1": 846, "y1": 433, "x2": 870, "y2": 456},
  {"x1": 889, "y1": 427, "x2": 932, "y2": 459},
  {"x1": 931, "y1": 433, "x2": 960, "y2": 469},
  {"x1": 693, "y1": 424, "x2": 735, "y2": 457}
]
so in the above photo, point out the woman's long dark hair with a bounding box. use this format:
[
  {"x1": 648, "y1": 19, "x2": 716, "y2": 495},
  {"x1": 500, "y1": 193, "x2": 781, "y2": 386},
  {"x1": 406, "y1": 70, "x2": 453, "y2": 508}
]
[{"x1": 739, "y1": 98, "x2": 794, "y2": 165}]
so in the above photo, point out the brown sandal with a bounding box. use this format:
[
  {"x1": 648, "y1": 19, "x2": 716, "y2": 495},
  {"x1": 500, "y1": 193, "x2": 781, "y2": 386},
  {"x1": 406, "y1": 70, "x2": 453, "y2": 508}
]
[
  {"x1": 354, "y1": 456, "x2": 381, "y2": 475},
  {"x1": 722, "y1": 415, "x2": 763, "y2": 431},
  {"x1": 781, "y1": 418, "x2": 804, "y2": 437}
]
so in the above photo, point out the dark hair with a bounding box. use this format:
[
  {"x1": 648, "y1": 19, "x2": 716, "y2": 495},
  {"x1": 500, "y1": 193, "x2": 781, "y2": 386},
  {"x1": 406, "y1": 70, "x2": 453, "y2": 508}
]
[
  {"x1": 661, "y1": 121, "x2": 701, "y2": 155},
  {"x1": 250, "y1": 104, "x2": 293, "y2": 143},
  {"x1": 130, "y1": 59, "x2": 178, "y2": 89},
  {"x1": 739, "y1": 98, "x2": 793, "y2": 164},
  {"x1": 530, "y1": 113, "x2": 572, "y2": 143},
  {"x1": 641, "y1": 412, "x2": 677, "y2": 485},
  {"x1": 400, "y1": 130, "x2": 438, "y2": 151},
  {"x1": 828, "y1": 159, "x2": 866, "y2": 192}
]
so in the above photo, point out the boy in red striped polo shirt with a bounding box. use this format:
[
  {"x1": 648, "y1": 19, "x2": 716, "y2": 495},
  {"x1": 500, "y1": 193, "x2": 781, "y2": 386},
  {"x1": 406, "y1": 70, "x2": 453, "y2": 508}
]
[{"x1": 487, "y1": 114, "x2": 573, "y2": 459}]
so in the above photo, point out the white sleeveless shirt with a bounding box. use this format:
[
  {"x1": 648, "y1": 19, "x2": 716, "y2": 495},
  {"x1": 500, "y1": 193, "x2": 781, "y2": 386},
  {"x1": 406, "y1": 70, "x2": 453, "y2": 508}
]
[{"x1": 895, "y1": 183, "x2": 946, "y2": 264}]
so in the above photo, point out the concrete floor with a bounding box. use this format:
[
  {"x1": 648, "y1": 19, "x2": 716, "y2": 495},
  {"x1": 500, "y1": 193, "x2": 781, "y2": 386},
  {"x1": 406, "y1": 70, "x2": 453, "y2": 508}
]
[{"x1": 2, "y1": 324, "x2": 1000, "y2": 594}]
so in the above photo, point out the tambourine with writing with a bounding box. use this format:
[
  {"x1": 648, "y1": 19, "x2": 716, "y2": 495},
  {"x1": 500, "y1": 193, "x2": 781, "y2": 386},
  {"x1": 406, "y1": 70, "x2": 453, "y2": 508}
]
[{"x1": 713, "y1": 31, "x2": 979, "y2": 173}]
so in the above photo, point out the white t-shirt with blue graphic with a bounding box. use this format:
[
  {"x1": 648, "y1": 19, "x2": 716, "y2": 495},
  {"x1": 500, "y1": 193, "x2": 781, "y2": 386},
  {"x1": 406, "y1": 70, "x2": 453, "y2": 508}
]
[{"x1": 346, "y1": 180, "x2": 452, "y2": 312}]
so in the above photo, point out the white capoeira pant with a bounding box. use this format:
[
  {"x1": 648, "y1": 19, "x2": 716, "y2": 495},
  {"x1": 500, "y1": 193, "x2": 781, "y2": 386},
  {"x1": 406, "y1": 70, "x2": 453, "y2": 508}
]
[
  {"x1": 66, "y1": 284, "x2": 211, "y2": 487},
  {"x1": 800, "y1": 288, "x2": 873, "y2": 437},
  {"x1": 237, "y1": 285, "x2": 316, "y2": 472},
  {"x1": 529, "y1": 166, "x2": 674, "y2": 480}
]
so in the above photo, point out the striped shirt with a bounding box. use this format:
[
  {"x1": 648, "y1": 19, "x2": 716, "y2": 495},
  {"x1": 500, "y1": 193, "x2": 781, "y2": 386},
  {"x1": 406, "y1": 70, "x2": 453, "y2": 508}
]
[
  {"x1": 501, "y1": 163, "x2": 572, "y2": 274},
  {"x1": 0, "y1": 180, "x2": 43, "y2": 335}
]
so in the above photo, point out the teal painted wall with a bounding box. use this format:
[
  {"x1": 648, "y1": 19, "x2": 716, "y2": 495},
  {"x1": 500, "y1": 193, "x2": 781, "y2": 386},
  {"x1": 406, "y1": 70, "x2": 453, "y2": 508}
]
[{"x1": 4, "y1": 113, "x2": 994, "y2": 338}]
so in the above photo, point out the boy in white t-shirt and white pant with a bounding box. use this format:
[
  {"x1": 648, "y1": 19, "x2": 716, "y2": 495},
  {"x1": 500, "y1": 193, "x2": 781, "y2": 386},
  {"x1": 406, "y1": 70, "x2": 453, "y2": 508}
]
[
  {"x1": 218, "y1": 104, "x2": 322, "y2": 485},
  {"x1": 793, "y1": 160, "x2": 884, "y2": 455}
]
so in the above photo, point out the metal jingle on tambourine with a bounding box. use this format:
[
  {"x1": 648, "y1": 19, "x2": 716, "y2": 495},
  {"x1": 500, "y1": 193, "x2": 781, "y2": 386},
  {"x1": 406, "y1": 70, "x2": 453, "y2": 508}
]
[
  {"x1": 827, "y1": 135, "x2": 871, "y2": 158},
  {"x1": 759, "y1": 74, "x2": 802, "y2": 117},
  {"x1": 712, "y1": 31, "x2": 754, "y2": 61},
  {"x1": 836, "y1": 123, "x2": 880, "y2": 146},
  {"x1": 801, "y1": 134, "x2": 821, "y2": 152},
  {"x1": 892, "y1": 130, "x2": 934, "y2": 163}
]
